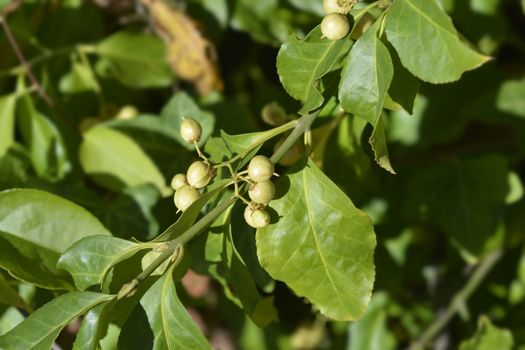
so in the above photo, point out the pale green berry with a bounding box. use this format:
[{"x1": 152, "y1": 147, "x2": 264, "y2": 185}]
[
  {"x1": 174, "y1": 185, "x2": 200, "y2": 212},
  {"x1": 248, "y1": 181, "x2": 275, "y2": 205},
  {"x1": 244, "y1": 206, "x2": 270, "y2": 229},
  {"x1": 170, "y1": 173, "x2": 188, "y2": 190},
  {"x1": 180, "y1": 118, "x2": 202, "y2": 143},
  {"x1": 323, "y1": 0, "x2": 347, "y2": 14},
  {"x1": 248, "y1": 155, "x2": 274, "y2": 182},
  {"x1": 321, "y1": 13, "x2": 350, "y2": 41},
  {"x1": 187, "y1": 161, "x2": 213, "y2": 189}
]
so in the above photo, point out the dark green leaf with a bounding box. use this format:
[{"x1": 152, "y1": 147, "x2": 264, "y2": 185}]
[
  {"x1": 0, "y1": 272, "x2": 26, "y2": 310},
  {"x1": 0, "y1": 292, "x2": 113, "y2": 350},
  {"x1": 257, "y1": 159, "x2": 376, "y2": 320},
  {"x1": 387, "y1": 44, "x2": 420, "y2": 114},
  {"x1": 277, "y1": 26, "x2": 352, "y2": 115},
  {"x1": 404, "y1": 155, "x2": 508, "y2": 258},
  {"x1": 384, "y1": 0, "x2": 489, "y2": 83}
]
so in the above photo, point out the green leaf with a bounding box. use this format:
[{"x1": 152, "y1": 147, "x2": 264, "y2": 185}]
[
  {"x1": 59, "y1": 61, "x2": 99, "y2": 94},
  {"x1": 277, "y1": 26, "x2": 352, "y2": 115},
  {"x1": 224, "y1": 206, "x2": 278, "y2": 326},
  {"x1": 96, "y1": 31, "x2": 172, "y2": 88},
  {"x1": 220, "y1": 120, "x2": 296, "y2": 161},
  {"x1": 347, "y1": 292, "x2": 397, "y2": 350},
  {"x1": 404, "y1": 155, "x2": 508, "y2": 258},
  {"x1": 141, "y1": 265, "x2": 211, "y2": 350},
  {"x1": 496, "y1": 78, "x2": 525, "y2": 119},
  {"x1": 0, "y1": 272, "x2": 26, "y2": 310},
  {"x1": 17, "y1": 91, "x2": 70, "y2": 180},
  {"x1": 339, "y1": 23, "x2": 393, "y2": 125},
  {"x1": 257, "y1": 159, "x2": 376, "y2": 320},
  {"x1": 80, "y1": 126, "x2": 170, "y2": 195},
  {"x1": 384, "y1": 0, "x2": 490, "y2": 83},
  {"x1": 0, "y1": 189, "x2": 111, "y2": 287},
  {"x1": 72, "y1": 302, "x2": 115, "y2": 350},
  {"x1": 0, "y1": 95, "x2": 16, "y2": 158},
  {"x1": 58, "y1": 236, "x2": 152, "y2": 290},
  {"x1": 387, "y1": 45, "x2": 420, "y2": 114},
  {"x1": 459, "y1": 316, "x2": 513, "y2": 350},
  {"x1": 160, "y1": 92, "x2": 215, "y2": 149},
  {"x1": 0, "y1": 230, "x2": 73, "y2": 290},
  {"x1": 0, "y1": 292, "x2": 113, "y2": 350},
  {"x1": 368, "y1": 116, "x2": 396, "y2": 174}
]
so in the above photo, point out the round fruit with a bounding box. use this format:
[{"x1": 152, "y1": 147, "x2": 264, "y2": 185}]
[
  {"x1": 180, "y1": 118, "x2": 202, "y2": 143},
  {"x1": 187, "y1": 161, "x2": 213, "y2": 189},
  {"x1": 248, "y1": 155, "x2": 274, "y2": 182},
  {"x1": 174, "y1": 185, "x2": 200, "y2": 212},
  {"x1": 244, "y1": 206, "x2": 271, "y2": 229},
  {"x1": 170, "y1": 173, "x2": 188, "y2": 190},
  {"x1": 321, "y1": 13, "x2": 350, "y2": 41},
  {"x1": 350, "y1": 13, "x2": 374, "y2": 40},
  {"x1": 274, "y1": 138, "x2": 304, "y2": 166},
  {"x1": 248, "y1": 180, "x2": 275, "y2": 204},
  {"x1": 323, "y1": 0, "x2": 348, "y2": 14}
]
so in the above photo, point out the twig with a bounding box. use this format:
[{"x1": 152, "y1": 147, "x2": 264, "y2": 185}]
[
  {"x1": 117, "y1": 110, "x2": 320, "y2": 298},
  {"x1": 0, "y1": 13, "x2": 54, "y2": 106},
  {"x1": 409, "y1": 250, "x2": 503, "y2": 350}
]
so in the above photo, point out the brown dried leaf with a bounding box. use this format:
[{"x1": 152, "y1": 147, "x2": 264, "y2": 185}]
[{"x1": 142, "y1": 0, "x2": 223, "y2": 95}]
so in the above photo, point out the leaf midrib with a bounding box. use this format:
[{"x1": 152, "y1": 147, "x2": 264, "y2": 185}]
[{"x1": 302, "y1": 170, "x2": 346, "y2": 311}]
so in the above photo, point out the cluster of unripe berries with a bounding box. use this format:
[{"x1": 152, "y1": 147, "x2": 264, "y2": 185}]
[
  {"x1": 171, "y1": 119, "x2": 214, "y2": 212},
  {"x1": 171, "y1": 118, "x2": 276, "y2": 229}
]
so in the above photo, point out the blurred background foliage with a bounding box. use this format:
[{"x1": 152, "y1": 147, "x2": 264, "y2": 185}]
[{"x1": 0, "y1": 0, "x2": 525, "y2": 349}]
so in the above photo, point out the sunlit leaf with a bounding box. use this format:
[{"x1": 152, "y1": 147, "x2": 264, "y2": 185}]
[
  {"x1": 0, "y1": 94, "x2": 16, "y2": 158},
  {"x1": 96, "y1": 31, "x2": 172, "y2": 88},
  {"x1": 339, "y1": 22, "x2": 393, "y2": 125},
  {"x1": 58, "y1": 236, "x2": 153, "y2": 290},
  {"x1": 385, "y1": 0, "x2": 490, "y2": 83},
  {"x1": 0, "y1": 189, "x2": 111, "y2": 289},
  {"x1": 141, "y1": 265, "x2": 210, "y2": 350},
  {"x1": 277, "y1": 26, "x2": 351, "y2": 115},
  {"x1": 0, "y1": 292, "x2": 113, "y2": 350},
  {"x1": 257, "y1": 159, "x2": 376, "y2": 320},
  {"x1": 80, "y1": 126, "x2": 170, "y2": 196}
]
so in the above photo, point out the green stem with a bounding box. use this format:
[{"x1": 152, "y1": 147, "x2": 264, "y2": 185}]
[
  {"x1": 117, "y1": 111, "x2": 320, "y2": 297},
  {"x1": 409, "y1": 250, "x2": 503, "y2": 350},
  {"x1": 271, "y1": 111, "x2": 319, "y2": 163}
]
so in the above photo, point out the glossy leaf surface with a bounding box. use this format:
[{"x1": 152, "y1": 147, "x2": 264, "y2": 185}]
[{"x1": 257, "y1": 159, "x2": 376, "y2": 320}]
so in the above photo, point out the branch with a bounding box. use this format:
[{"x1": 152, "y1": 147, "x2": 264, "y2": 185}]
[
  {"x1": 409, "y1": 250, "x2": 503, "y2": 350},
  {"x1": 0, "y1": 13, "x2": 54, "y2": 106},
  {"x1": 117, "y1": 110, "x2": 320, "y2": 298}
]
